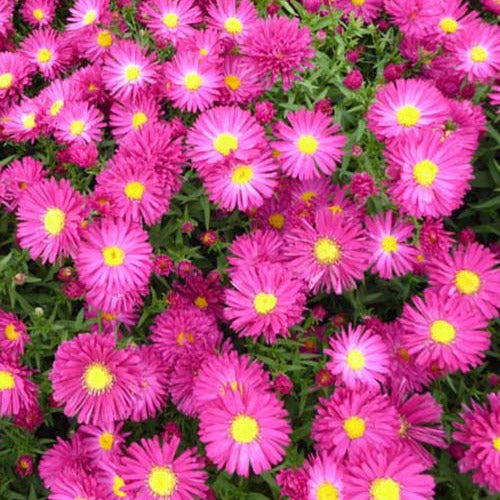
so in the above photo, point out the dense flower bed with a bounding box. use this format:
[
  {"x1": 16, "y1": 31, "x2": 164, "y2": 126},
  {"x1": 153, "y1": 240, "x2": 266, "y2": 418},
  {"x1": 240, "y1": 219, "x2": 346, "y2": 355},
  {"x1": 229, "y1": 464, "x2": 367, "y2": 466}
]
[{"x1": 0, "y1": 0, "x2": 499, "y2": 498}]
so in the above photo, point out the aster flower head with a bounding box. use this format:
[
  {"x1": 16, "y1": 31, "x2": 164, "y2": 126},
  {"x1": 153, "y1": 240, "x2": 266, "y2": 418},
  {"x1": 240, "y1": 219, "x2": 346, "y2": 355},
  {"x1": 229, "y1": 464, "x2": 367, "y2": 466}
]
[
  {"x1": 49, "y1": 469, "x2": 110, "y2": 500},
  {"x1": 418, "y1": 217, "x2": 453, "y2": 258},
  {"x1": 78, "y1": 26, "x2": 115, "y2": 62},
  {"x1": 335, "y1": 0, "x2": 383, "y2": 23},
  {"x1": 49, "y1": 332, "x2": 141, "y2": 424},
  {"x1": 367, "y1": 78, "x2": 449, "y2": 140},
  {"x1": 207, "y1": 0, "x2": 258, "y2": 41},
  {"x1": 80, "y1": 421, "x2": 129, "y2": 462},
  {"x1": 199, "y1": 388, "x2": 291, "y2": 477},
  {"x1": 0, "y1": 51, "x2": 33, "y2": 100},
  {"x1": 3, "y1": 98, "x2": 41, "y2": 143},
  {"x1": 305, "y1": 451, "x2": 345, "y2": 500},
  {"x1": 0, "y1": 309, "x2": 29, "y2": 356},
  {"x1": 54, "y1": 100, "x2": 105, "y2": 144},
  {"x1": 67, "y1": 0, "x2": 110, "y2": 31},
  {"x1": 16, "y1": 177, "x2": 85, "y2": 264},
  {"x1": 384, "y1": 0, "x2": 440, "y2": 37},
  {"x1": 432, "y1": 0, "x2": 479, "y2": 47},
  {"x1": 220, "y1": 55, "x2": 263, "y2": 105}
]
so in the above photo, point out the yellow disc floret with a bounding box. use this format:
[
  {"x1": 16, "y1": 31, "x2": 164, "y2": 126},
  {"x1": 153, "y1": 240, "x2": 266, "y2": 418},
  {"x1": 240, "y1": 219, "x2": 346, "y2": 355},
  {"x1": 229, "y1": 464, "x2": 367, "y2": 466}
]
[
  {"x1": 430, "y1": 320, "x2": 456, "y2": 345},
  {"x1": 124, "y1": 64, "x2": 141, "y2": 82},
  {"x1": 470, "y1": 46, "x2": 488, "y2": 63},
  {"x1": 297, "y1": 135, "x2": 319, "y2": 155},
  {"x1": 4, "y1": 324, "x2": 20, "y2": 341},
  {"x1": 316, "y1": 481, "x2": 339, "y2": 500},
  {"x1": 314, "y1": 238, "x2": 341, "y2": 265},
  {"x1": 413, "y1": 159, "x2": 438, "y2": 186},
  {"x1": 225, "y1": 74, "x2": 241, "y2": 91},
  {"x1": 346, "y1": 349, "x2": 366, "y2": 371},
  {"x1": 253, "y1": 293, "x2": 278, "y2": 315},
  {"x1": 69, "y1": 120, "x2": 85, "y2": 136},
  {"x1": 148, "y1": 466, "x2": 177, "y2": 496},
  {"x1": 381, "y1": 235, "x2": 399, "y2": 253},
  {"x1": 230, "y1": 415, "x2": 259, "y2": 443},
  {"x1": 454, "y1": 269, "x2": 480, "y2": 295},
  {"x1": 0, "y1": 371, "x2": 15, "y2": 390},
  {"x1": 184, "y1": 72, "x2": 202, "y2": 91},
  {"x1": 224, "y1": 17, "x2": 243, "y2": 35},
  {"x1": 214, "y1": 133, "x2": 238, "y2": 156},
  {"x1": 163, "y1": 12, "x2": 179, "y2": 28},
  {"x1": 102, "y1": 246, "x2": 126, "y2": 267},
  {"x1": 43, "y1": 208, "x2": 66, "y2": 236},
  {"x1": 396, "y1": 105, "x2": 420, "y2": 127},
  {"x1": 439, "y1": 17, "x2": 458, "y2": 34},
  {"x1": 0, "y1": 72, "x2": 13, "y2": 89},
  {"x1": 343, "y1": 416, "x2": 366, "y2": 440},
  {"x1": 97, "y1": 30, "x2": 113, "y2": 48},
  {"x1": 83, "y1": 362, "x2": 114, "y2": 393},
  {"x1": 370, "y1": 478, "x2": 401, "y2": 500},
  {"x1": 98, "y1": 432, "x2": 115, "y2": 451},
  {"x1": 124, "y1": 181, "x2": 146, "y2": 200},
  {"x1": 231, "y1": 165, "x2": 253, "y2": 185}
]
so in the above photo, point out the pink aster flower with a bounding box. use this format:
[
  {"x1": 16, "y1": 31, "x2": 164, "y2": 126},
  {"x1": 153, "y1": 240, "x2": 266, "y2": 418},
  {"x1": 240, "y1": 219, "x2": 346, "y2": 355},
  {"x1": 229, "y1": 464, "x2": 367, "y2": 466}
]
[
  {"x1": 0, "y1": 52, "x2": 33, "y2": 100},
  {"x1": 418, "y1": 218, "x2": 453, "y2": 258},
  {"x1": 102, "y1": 40, "x2": 158, "y2": 100},
  {"x1": 207, "y1": 0, "x2": 258, "y2": 41},
  {"x1": 400, "y1": 290, "x2": 491, "y2": 373},
  {"x1": 343, "y1": 445, "x2": 436, "y2": 499},
  {"x1": 427, "y1": 242, "x2": 500, "y2": 320},
  {"x1": 220, "y1": 55, "x2": 263, "y2": 105},
  {"x1": 16, "y1": 177, "x2": 85, "y2": 264},
  {"x1": 335, "y1": 0, "x2": 382, "y2": 23},
  {"x1": 80, "y1": 421, "x2": 129, "y2": 462},
  {"x1": 49, "y1": 470, "x2": 110, "y2": 500},
  {"x1": 79, "y1": 26, "x2": 115, "y2": 62},
  {"x1": 241, "y1": 15, "x2": 315, "y2": 91},
  {"x1": 452, "y1": 22, "x2": 500, "y2": 83},
  {"x1": 367, "y1": 78, "x2": 449, "y2": 140},
  {"x1": 21, "y1": 0, "x2": 56, "y2": 27},
  {"x1": 199, "y1": 388, "x2": 291, "y2": 477},
  {"x1": 119, "y1": 435, "x2": 208, "y2": 499},
  {"x1": 311, "y1": 384, "x2": 399, "y2": 461},
  {"x1": 109, "y1": 93, "x2": 160, "y2": 138},
  {"x1": 3, "y1": 98, "x2": 41, "y2": 142},
  {"x1": 386, "y1": 129, "x2": 473, "y2": 217},
  {"x1": 453, "y1": 393, "x2": 500, "y2": 493},
  {"x1": 224, "y1": 263, "x2": 306, "y2": 344},
  {"x1": 0, "y1": 309, "x2": 29, "y2": 356},
  {"x1": 384, "y1": 0, "x2": 440, "y2": 37},
  {"x1": 53, "y1": 100, "x2": 104, "y2": 144},
  {"x1": 284, "y1": 210, "x2": 369, "y2": 294},
  {"x1": 364, "y1": 211, "x2": 419, "y2": 279},
  {"x1": 67, "y1": 0, "x2": 110, "y2": 31},
  {"x1": 49, "y1": 332, "x2": 141, "y2": 424},
  {"x1": 305, "y1": 452, "x2": 345, "y2": 500},
  {"x1": 432, "y1": 0, "x2": 479, "y2": 47},
  {"x1": 273, "y1": 109, "x2": 346, "y2": 180},
  {"x1": 326, "y1": 324, "x2": 391, "y2": 389}
]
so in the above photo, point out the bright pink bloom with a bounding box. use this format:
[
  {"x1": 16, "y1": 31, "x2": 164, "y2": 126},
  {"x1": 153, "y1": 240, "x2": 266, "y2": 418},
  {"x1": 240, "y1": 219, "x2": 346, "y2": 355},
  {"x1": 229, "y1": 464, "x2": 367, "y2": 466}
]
[
  {"x1": 67, "y1": 0, "x2": 110, "y2": 31},
  {"x1": 21, "y1": 0, "x2": 55, "y2": 27},
  {"x1": 0, "y1": 52, "x2": 33, "y2": 100},
  {"x1": 220, "y1": 55, "x2": 263, "y2": 105},
  {"x1": 0, "y1": 309, "x2": 29, "y2": 356},
  {"x1": 3, "y1": 99, "x2": 41, "y2": 142},
  {"x1": 109, "y1": 93, "x2": 160, "y2": 138},
  {"x1": 336, "y1": 0, "x2": 382, "y2": 23},
  {"x1": 384, "y1": 0, "x2": 439, "y2": 37},
  {"x1": 207, "y1": 0, "x2": 258, "y2": 41},
  {"x1": 53, "y1": 100, "x2": 105, "y2": 144},
  {"x1": 49, "y1": 470, "x2": 110, "y2": 500},
  {"x1": 80, "y1": 421, "x2": 129, "y2": 462},
  {"x1": 305, "y1": 452, "x2": 345, "y2": 500}
]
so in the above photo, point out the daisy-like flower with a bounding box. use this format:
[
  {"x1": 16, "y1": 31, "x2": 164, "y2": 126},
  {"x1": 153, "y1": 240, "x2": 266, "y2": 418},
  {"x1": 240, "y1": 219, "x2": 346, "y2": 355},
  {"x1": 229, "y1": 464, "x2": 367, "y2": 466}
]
[
  {"x1": 49, "y1": 333, "x2": 141, "y2": 424},
  {"x1": 109, "y1": 93, "x2": 160, "y2": 138},
  {"x1": 0, "y1": 52, "x2": 33, "y2": 100},
  {"x1": 252, "y1": 195, "x2": 294, "y2": 233},
  {"x1": 400, "y1": 290, "x2": 491, "y2": 373},
  {"x1": 67, "y1": 0, "x2": 110, "y2": 31},
  {"x1": 224, "y1": 263, "x2": 306, "y2": 344},
  {"x1": 452, "y1": 22, "x2": 500, "y2": 83},
  {"x1": 80, "y1": 421, "x2": 129, "y2": 462},
  {"x1": 384, "y1": 0, "x2": 440, "y2": 37},
  {"x1": 16, "y1": 177, "x2": 85, "y2": 264},
  {"x1": 0, "y1": 309, "x2": 29, "y2": 356},
  {"x1": 220, "y1": 55, "x2": 263, "y2": 105},
  {"x1": 343, "y1": 446, "x2": 436, "y2": 499},
  {"x1": 3, "y1": 99, "x2": 41, "y2": 143},
  {"x1": 140, "y1": 0, "x2": 202, "y2": 47},
  {"x1": 273, "y1": 109, "x2": 346, "y2": 180},
  {"x1": 241, "y1": 15, "x2": 315, "y2": 91},
  {"x1": 432, "y1": 0, "x2": 479, "y2": 47},
  {"x1": 162, "y1": 52, "x2": 222, "y2": 112},
  {"x1": 326, "y1": 324, "x2": 391, "y2": 389},
  {"x1": 453, "y1": 393, "x2": 500, "y2": 493},
  {"x1": 364, "y1": 211, "x2": 418, "y2": 279},
  {"x1": 386, "y1": 129, "x2": 473, "y2": 217},
  {"x1": 96, "y1": 461, "x2": 129, "y2": 500},
  {"x1": 192, "y1": 350, "x2": 271, "y2": 413},
  {"x1": 71, "y1": 63, "x2": 107, "y2": 105},
  {"x1": 288, "y1": 177, "x2": 335, "y2": 207},
  {"x1": 207, "y1": 0, "x2": 258, "y2": 41},
  {"x1": 367, "y1": 78, "x2": 449, "y2": 140},
  {"x1": 80, "y1": 26, "x2": 115, "y2": 62},
  {"x1": 284, "y1": 210, "x2": 369, "y2": 294},
  {"x1": 311, "y1": 385, "x2": 399, "y2": 461},
  {"x1": 21, "y1": 0, "x2": 56, "y2": 27},
  {"x1": 49, "y1": 470, "x2": 110, "y2": 500},
  {"x1": 102, "y1": 40, "x2": 158, "y2": 100},
  {"x1": 202, "y1": 153, "x2": 278, "y2": 212},
  {"x1": 53, "y1": 100, "x2": 104, "y2": 144},
  {"x1": 20, "y1": 28, "x2": 71, "y2": 79},
  {"x1": 305, "y1": 452, "x2": 345, "y2": 500},
  {"x1": 182, "y1": 28, "x2": 225, "y2": 62},
  {"x1": 335, "y1": 0, "x2": 383, "y2": 23},
  {"x1": 188, "y1": 105, "x2": 267, "y2": 166},
  {"x1": 427, "y1": 242, "x2": 500, "y2": 320},
  {"x1": 199, "y1": 388, "x2": 291, "y2": 477},
  {"x1": 119, "y1": 435, "x2": 208, "y2": 499}
]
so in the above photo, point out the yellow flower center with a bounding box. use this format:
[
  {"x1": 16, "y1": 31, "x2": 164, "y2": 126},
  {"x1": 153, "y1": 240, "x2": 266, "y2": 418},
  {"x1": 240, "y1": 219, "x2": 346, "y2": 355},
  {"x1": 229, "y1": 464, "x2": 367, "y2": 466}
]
[
  {"x1": 101, "y1": 312, "x2": 117, "y2": 322},
  {"x1": 329, "y1": 205, "x2": 343, "y2": 215},
  {"x1": 0, "y1": 72, "x2": 13, "y2": 89},
  {"x1": 231, "y1": 165, "x2": 253, "y2": 185},
  {"x1": 163, "y1": 12, "x2": 179, "y2": 28},
  {"x1": 98, "y1": 432, "x2": 115, "y2": 451},
  {"x1": 33, "y1": 8, "x2": 44, "y2": 20},
  {"x1": 301, "y1": 190, "x2": 316, "y2": 202},
  {"x1": 253, "y1": 292, "x2": 278, "y2": 315},
  {"x1": 381, "y1": 235, "x2": 398, "y2": 253},
  {"x1": 439, "y1": 17, "x2": 458, "y2": 33},
  {"x1": 413, "y1": 159, "x2": 438, "y2": 186},
  {"x1": 37, "y1": 48, "x2": 52, "y2": 63},
  {"x1": 268, "y1": 213, "x2": 285, "y2": 230},
  {"x1": 176, "y1": 331, "x2": 195, "y2": 346},
  {"x1": 43, "y1": 208, "x2": 66, "y2": 236},
  {"x1": 199, "y1": 48, "x2": 208, "y2": 56},
  {"x1": 297, "y1": 135, "x2": 319, "y2": 155},
  {"x1": 194, "y1": 296, "x2": 208, "y2": 309},
  {"x1": 132, "y1": 111, "x2": 148, "y2": 130},
  {"x1": 0, "y1": 371, "x2": 15, "y2": 390},
  {"x1": 430, "y1": 320, "x2": 456, "y2": 345},
  {"x1": 346, "y1": 349, "x2": 365, "y2": 371},
  {"x1": 225, "y1": 17, "x2": 243, "y2": 34},
  {"x1": 112, "y1": 475, "x2": 126, "y2": 498},
  {"x1": 370, "y1": 478, "x2": 401, "y2": 500},
  {"x1": 470, "y1": 46, "x2": 488, "y2": 63},
  {"x1": 4, "y1": 323, "x2": 20, "y2": 341},
  {"x1": 83, "y1": 9, "x2": 97, "y2": 25},
  {"x1": 184, "y1": 71, "x2": 202, "y2": 91},
  {"x1": 83, "y1": 362, "x2": 114, "y2": 393},
  {"x1": 69, "y1": 120, "x2": 85, "y2": 136},
  {"x1": 455, "y1": 270, "x2": 480, "y2": 295},
  {"x1": 343, "y1": 415, "x2": 366, "y2": 440},
  {"x1": 97, "y1": 30, "x2": 113, "y2": 48},
  {"x1": 230, "y1": 415, "x2": 259, "y2": 443},
  {"x1": 317, "y1": 481, "x2": 339, "y2": 500},
  {"x1": 492, "y1": 437, "x2": 500, "y2": 452},
  {"x1": 148, "y1": 466, "x2": 177, "y2": 496},
  {"x1": 314, "y1": 238, "x2": 341, "y2": 265},
  {"x1": 351, "y1": 0, "x2": 365, "y2": 5},
  {"x1": 124, "y1": 181, "x2": 146, "y2": 200},
  {"x1": 50, "y1": 99, "x2": 64, "y2": 116},
  {"x1": 125, "y1": 64, "x2": 141, "y2": 82},
  {"x1": 396, "y1": 105, "x2": 420, "y2": 127},
  {"x1": 398, "y1": 348, "x2": 411, "y2": 362},
  {"x1": 225, "y1": 74, "x2": 241, "y2": 91},
  {"x1": 214, "y1": 133, "x2": 238, "y2": 156},
  {"x1": 102, "y1": 246, "x2": 126, "y2": 267},
  {"x1": 22, "y1": 113, "x2": 36, "y2": 130}
]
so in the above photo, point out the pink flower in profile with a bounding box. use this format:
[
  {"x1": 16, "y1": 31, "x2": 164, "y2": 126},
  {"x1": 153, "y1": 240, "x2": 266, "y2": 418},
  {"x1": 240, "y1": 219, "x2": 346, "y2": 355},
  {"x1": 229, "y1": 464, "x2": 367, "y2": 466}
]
[
  {"x1": 336, "y1": 0, "x2": 382, "y2": 23},
  {"x1": 224, "y1": 263, "x2": 306, "y2": 344},
  {"x1": 199, "y1": 388, "x2": 291, "y2": 477},
  {"x1": 273, "y1": 109, "x2": 346, "y2": 180},
  {"x1": 109, "y1": 93, "x2": 160, "y2": 138},
  {"x1": 53, "y1": 100, "x2": 104, "y2": 144},
  {"x1": 400, "y1": 290, "x2": 491, "y2": 373},
  {"x1": 67, "y1": 0, "x2": 110, "y2": 31},
  {"x1": 0, "y1": 52, "x2": 33, "y2": 100},
  {"x1": 207, "y1": 0, "x2": 258, "y2": 41},
  {"x1": 305, "y1": 452, "x2": 345, "y2": 500},
  {"x1": 311, "y1": 385, "x2": 399, "y2": 461},
  {"x1": 367, "y1": 78, "x2": 449, "y2": 139},
  {"x1": 21, "y1": 0, "x2": 56, "y2": 27},
  {"x1": 49, "y1": 333, "x2": 141, "y2": 424},
  {"x1": 427, "y1": 242, "x2": 500, "y2": 320},
  {"x1": 0, "y1": 309, "x2": 29, "y2": 356},
  {"x1": 119, "y1": 435, "x2": 208, "y2": 499},
  {"x1": 364, "y1": 211, "x2": 418, "y2": 279},
  {"x1": 16, "y1": 177, "x2": 85, "y2": 264},
  {"x1": 343, "y1": 446, "x2": 436, "y2": 500}
]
